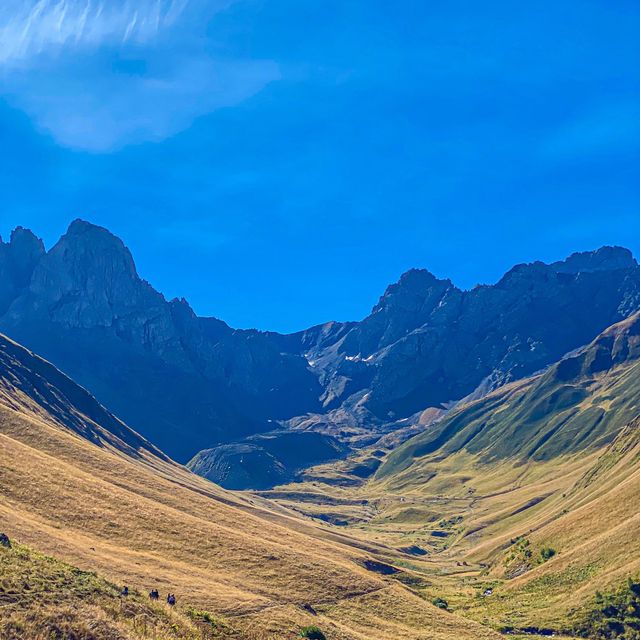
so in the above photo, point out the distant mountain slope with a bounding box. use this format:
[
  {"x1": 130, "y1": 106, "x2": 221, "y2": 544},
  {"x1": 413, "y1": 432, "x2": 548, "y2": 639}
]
[
  {"x1": 188, "y1": 430, "x2": 347, "y2": 490},
  {"x1": 0, "y1": 333, "x2": 500, "y2": 640},
  {"x1": 378, "y1": 311, "x2": 640, "y2": 479},
  {"x1": 1, "y1": 219, "x2": 638, "y2": 466}
]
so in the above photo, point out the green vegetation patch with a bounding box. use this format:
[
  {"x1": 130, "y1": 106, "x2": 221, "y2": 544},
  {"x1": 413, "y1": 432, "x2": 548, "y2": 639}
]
[
  {"x1": 299, "y1": 625, "x2": 327, "y2": 639},
  {"x1": 572, "y1": 577, "x2": 640, "y2": 639},
  {"x1": 540, "y1": 547, "x2": 557, "y2": 562},
  {"x1": 431, "y1": 597, "x2": 449, "y2": 610}
]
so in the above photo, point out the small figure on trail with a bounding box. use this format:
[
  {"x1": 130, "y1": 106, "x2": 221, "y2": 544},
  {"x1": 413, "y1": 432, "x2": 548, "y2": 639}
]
[
  {"x1": 167, "y1": 593, "x2": 176, "y2": 606},
  {"x1": 149, "y1": 589, "x2": 159, "y2": 600},
  {"x1": 121, "y1": 586, "x2": 129, "y2": 597},
  {"x1": 0, "y1": 533, "x2": 11, "y2": 549}
]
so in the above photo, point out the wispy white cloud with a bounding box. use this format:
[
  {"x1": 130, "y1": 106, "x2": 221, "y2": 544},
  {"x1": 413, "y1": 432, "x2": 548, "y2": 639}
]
[
  {"x1": 8, "y1": 55, "x2": 279, "y2": 151},
  {"x1": 0, "y1": 0, "x2": 280, "y2": 151},
  {"x1": 0, "y1": 0, "x2": 189, "y2": 65}
]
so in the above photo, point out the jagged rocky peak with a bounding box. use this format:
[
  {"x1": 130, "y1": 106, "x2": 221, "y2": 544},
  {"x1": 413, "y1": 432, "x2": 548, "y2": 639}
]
[
  {"x1": 373, "y1": 268, "x2": 455, "y2": 313},
  {"x1": 500, "y1": 246, "x2": 638, "y2": 285},
  {"x1": 0, "y1": 227, "x2": 45, "y2": 314},
  {"x1": 341, "y1": 269, "x2": 460, "y2": 357},
  {"x1": 56, "y1": 218, "x2": 138, "y2": 277},
  {"x1": 32, "y1": 219, "x2": 141, "y2": 295},
  {"x1": 1, "y1": 226, "x2": 45, "y2": 284},
  {"x1": 551, "y1": 246, "x2": 638, "y2": 273},
  {"x1": 21, "y1": 219, "x2": 167, "y2": 330},
  {"x1": 9, "y1": 225, "x2": 45, "y2": 254}
]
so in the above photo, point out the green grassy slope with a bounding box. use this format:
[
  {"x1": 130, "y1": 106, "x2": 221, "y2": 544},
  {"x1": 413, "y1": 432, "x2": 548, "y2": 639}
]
[
  {"x1": 264, "y1": 312, "x2": 640, "y2": 636},
  {"x1": 378, "y1": 311, "x2": 640, "y2": 479}
]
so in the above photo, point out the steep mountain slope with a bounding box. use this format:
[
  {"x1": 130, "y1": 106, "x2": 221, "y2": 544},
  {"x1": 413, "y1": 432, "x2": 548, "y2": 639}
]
[
  {"x1": 0, "y1": 220, "x2": 322, "y2": 461},
  {"x1": 378, "y1": 310, "x2": 640, "y2": 479},
  {"x1": 0, "y1": 331, "x2": 500, "y2": 640},
  {"x1": 0, "y1": 333, "x2": 165, "y2": 461}
]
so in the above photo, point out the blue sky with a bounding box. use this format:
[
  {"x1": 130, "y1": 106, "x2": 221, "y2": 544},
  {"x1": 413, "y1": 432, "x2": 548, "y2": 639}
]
[{"x1": 0, "y1": 0, "x2": 639, "y2": 332}]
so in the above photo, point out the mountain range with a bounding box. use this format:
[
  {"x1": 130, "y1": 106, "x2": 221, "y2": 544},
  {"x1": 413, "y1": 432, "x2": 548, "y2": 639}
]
[{"x1": 1, "y1": 220, "x2": 639, "y2": 486}]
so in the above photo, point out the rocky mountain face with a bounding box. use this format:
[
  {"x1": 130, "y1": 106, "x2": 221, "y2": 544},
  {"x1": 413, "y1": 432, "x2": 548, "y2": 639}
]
[
  {"x1": 292, "y1": 246, "x2": 640, "y2": 420},
  {"x1": 1, "y1": 219, "x2": 639, "y2": 474},
  {"x1": 0, "y1": 220, "x2": 322, "y2": 461},
  {"x1": 377, "y1": 309, "x2": 640, "y2": 480}
]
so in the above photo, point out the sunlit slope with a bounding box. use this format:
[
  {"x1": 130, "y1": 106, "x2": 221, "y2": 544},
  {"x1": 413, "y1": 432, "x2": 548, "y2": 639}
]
[
  {"x1": 363, "y1": 312, "x2": 640, "y2": 631},
  {"x1": 428, "y1": 415, "x2": 640, "y2": 633},
  {"x1": 0, "y1": 333, "x2": 499, "y2": 639},
  {"x1": 0, "y1": 540, "x2": 226, "y2": 640},
  {"x1": 379, "y1": 311, "x2": 640, "y2": 481},
  {"x1": 489, "y1": 417, "x2": 640, "y2": 626}
]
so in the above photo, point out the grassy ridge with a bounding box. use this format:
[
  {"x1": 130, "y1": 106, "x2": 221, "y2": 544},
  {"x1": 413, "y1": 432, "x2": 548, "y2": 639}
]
[{"x1": 379, "y1": 313, "x2": 640, "y2": 480}]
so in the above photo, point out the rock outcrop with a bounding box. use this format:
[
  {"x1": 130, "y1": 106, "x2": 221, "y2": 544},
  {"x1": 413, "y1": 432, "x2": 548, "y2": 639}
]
[
  {"x1": 0, "y1": 220, "x2": 322, "y2": 461},
  {"x1": 294, "y1": 246, "x2": 640, "y2": 419}
]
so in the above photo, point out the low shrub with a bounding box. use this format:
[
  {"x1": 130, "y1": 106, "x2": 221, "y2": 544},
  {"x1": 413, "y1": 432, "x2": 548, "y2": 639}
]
[
  {"x1": 540, "y1": 547, "x2": 557, "y2": 562},
  {"x1": 572, "y1": 578, "x2": 640, "y2": 639},
  {"x1": 299, "y1": 626, "x2": 327, "y2": 640}
]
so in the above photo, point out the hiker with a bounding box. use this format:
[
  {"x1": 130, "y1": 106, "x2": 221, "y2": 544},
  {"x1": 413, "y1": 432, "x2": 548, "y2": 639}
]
[
  {"x1": 167, "y1": 593, "x2": 176, "y2": 606},
  {"x1": 121, "y1": 586, "x2": 129, "y2": 597},
  {"x1": 149, "y1": 589, "x2": 159, "y2": 600}
]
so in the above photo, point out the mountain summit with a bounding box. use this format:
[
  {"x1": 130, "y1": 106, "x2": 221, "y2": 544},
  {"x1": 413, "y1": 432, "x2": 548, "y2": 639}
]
[{"x1": 0, "y1": 220, "x2": 323, "y2": 460}]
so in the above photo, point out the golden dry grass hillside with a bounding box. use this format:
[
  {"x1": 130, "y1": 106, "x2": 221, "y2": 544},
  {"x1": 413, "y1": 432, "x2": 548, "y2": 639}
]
[
  {"x1": 261, "y1": 314, "x2": 640, "y2": 637},
  {"x1": 0, "y1": 333, "x2": 501, "y2": 640}
]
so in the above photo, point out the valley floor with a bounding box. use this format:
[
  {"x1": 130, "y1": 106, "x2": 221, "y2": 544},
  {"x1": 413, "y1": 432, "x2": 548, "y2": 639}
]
[{"x1": 258, "y1": 439, "x2": 640, "y2": 638}]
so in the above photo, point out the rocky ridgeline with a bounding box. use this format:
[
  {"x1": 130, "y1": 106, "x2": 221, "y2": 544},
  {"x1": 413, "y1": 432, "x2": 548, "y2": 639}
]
[{"x1": 1, "y1": 219, "x2": 639, "y2": 482}]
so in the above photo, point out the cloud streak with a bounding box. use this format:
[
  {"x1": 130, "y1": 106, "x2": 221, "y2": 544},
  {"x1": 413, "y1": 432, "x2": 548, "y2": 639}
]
[
  {"x1": 9, "y1": 56, "x2": 279, "y2": 151},
  {"x1": 0, "y1": 0, "x2": 189, "y2": 65},
  {"x1": 0, "y1": 0, "x2": 279, "y2": 151}
]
